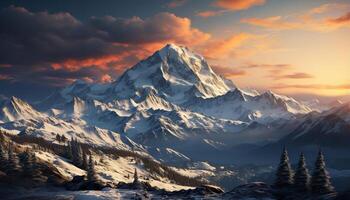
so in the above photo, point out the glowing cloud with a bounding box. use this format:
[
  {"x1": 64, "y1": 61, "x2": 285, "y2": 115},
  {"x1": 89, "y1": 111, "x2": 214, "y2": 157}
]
[
  {"x1": 214, "y1": 0, "x2": 266, "y2": 11},
  {"x1": 166, "y1": 0, "x2": 187, "y2": 8},
  {"x1": 241, "y1": 3, "x2": 350, "y2": 31},
  {"x1": 0, "y1": 6, "x2": 210, "y2": 85},
  {"x1": 241, "y1": 16, "x2": 299, "y2": 30},
  {"x1": 200, "y1": 33, "x2": 255, "y2": 59},
  {"x1": 211, "y1": 65, "x2": 247, "y2": 78},
  {"x1": 327, "y1": 11, "x2": 350, "y2": 25},
  {"x1": 196, "y1": 10, "x2": 227, "y2": 18}
]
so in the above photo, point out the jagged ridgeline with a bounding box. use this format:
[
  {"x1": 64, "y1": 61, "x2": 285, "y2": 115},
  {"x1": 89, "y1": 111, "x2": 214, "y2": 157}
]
[
  {"x1": 0, "y1": 44, "x2": 349, "y2": 199},
  {"x1": 0, "y1": 44, "x2": 317, "y2": 165}
]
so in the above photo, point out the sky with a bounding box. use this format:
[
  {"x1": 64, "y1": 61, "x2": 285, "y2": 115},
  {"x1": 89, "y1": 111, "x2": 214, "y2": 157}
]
[{"x1": 0, "y1": 0, "x2": 349, "y2": 102}]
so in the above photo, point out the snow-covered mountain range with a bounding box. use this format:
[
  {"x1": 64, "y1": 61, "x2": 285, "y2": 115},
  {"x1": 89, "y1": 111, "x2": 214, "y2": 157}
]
[
  {"x1": 278, "y1": 102, "x2": 350, "y2": 147},
  {"x1": 1, "y1": 44, "x2": 346, "y2": 163}
]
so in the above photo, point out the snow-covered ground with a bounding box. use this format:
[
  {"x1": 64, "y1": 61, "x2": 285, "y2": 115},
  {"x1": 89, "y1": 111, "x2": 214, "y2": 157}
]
[{"x1": 34, "y1": 148, "x2": 194, "y2": 192}]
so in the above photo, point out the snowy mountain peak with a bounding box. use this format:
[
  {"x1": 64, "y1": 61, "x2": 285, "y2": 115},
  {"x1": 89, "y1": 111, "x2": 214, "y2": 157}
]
[
  {"x1": 111, "y1": 44, "x2": 232, "y2": 102},
  {"x1": 159, "y1": 43, "x2": 189, "y2": 56},
  {"x1": 0, "y1": 96, "x2": 44, "y2": 122},
  {"x1": 157, "y1": 43, "x2": 211, "y2": 76}
]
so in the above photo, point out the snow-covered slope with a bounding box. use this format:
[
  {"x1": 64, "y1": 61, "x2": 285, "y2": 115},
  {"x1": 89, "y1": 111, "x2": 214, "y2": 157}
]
[
  {"x1": 0, "y1": 96, "x2": 45, "y2": 122},
  {"x1": 279, "y1": 102, "x2": 350, "y2": 147},
  {"x1": 108, "y1": 44, "x2": 232, "y2": 103},
  {"x1": 1, "y1": 44, "x2": 314, "y2": 163},
  {"x1": 185, "y1": 89, "x2": 311, "y2": 122},
  {"x1": 122, "y1": 109, "x2": 248, "y2": 144}
]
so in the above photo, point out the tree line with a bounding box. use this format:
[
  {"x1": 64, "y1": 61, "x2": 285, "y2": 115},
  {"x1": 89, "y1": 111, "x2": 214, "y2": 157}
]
[
  {"x1": 1, "y1": 131, "x2": 204, "y2": 187},
  {"x1": 0, "y1": 142, "x2": 47, "y2": 183}
]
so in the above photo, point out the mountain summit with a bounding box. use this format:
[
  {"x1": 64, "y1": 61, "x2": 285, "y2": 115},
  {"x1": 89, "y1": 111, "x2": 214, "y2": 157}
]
[
  {"x1": 110, "y1": 44, "x2": 233, "y2": 103},
  {"x1": 0, "y1": 44, "x2": 318, "y2": 163}
]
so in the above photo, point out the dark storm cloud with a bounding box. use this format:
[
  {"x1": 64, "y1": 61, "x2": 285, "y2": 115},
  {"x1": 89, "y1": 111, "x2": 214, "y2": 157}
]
[
  {"x1": 0, "y1": 6, "x2": 119, "y2": 65},
  {"x1": 0, "y1": 5, "x2": 209, "y2": 87},
  {"x1": 89, "y1": 12, "x2": 209, "y2": 44}
]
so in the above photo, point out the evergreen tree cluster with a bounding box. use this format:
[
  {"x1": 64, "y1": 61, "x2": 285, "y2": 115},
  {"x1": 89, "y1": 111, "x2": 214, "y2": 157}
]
[
  {"x1": 67, "y1": 138, "x2": 88, "y2": 170},
  {"x1": 0, "y1": 142, "x2": 47, "y2": 183},
  {"x1": 275, "y1": 148, "x2": 335, "y2": 196},
  {"x1": 55, "y1": 134, "x2": 67, "y2": 144},
  {"x1": 87, "y1": 154, "x2": 98, "y2": 183},
  {"x1": 66, "y1": 138, "x2": 100, "y2": 183}
]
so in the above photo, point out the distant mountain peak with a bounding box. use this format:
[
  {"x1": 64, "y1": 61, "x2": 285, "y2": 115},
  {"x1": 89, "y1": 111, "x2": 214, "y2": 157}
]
[{"x1": 0, "y1": 96, "x2": 43, "y2": 122}]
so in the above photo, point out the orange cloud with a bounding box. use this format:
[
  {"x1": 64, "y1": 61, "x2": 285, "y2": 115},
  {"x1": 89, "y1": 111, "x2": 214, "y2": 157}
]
[
  {"x1": 196, "y1": 10, "x2": 227, "y2": 18},
  {"x1": 197, "y1": 0, "x2": 266, "y2": 18},
  {"x1": 214, "y1": 0, "x2": 266, "y2": 11},
  {"x1": 271, "y1": 72, "x2": 314, "y2": 80},
  {"x1": 305, "y1": 3, "x2": 350, "y2": 16},
  {"x1": 167, "y1": 0, "x2": 187, "y2": 8},
  {"x1": 243, "y1": 63, "x2": 292, "y2": 69},
  {"x1": 327, "y1": 11, "x2": 350, "y2": 25},
  {"x1": 39, "y1": 13, "x2": 210, "y2": 82},
  {"x1": 200, "y1": 33, "x2": 255, "y2": 59},
  {"x1": 0, "y1": 74, "x2": 13, "y2": 80},
  {"x1": 241, "y1": 16, "x2": 300, "y2": 30},
  {"x1": 281, "y1": 73, "x2": 313, "y2": 79},
  {"x1": 241, "y1": 4, "x2": 350, "y2": 31},
  {"x1": 211, "y1": 65, "x2": 247, "y2": 78},
  {"x1": 100, "y1": 74, "x2": 113, "y2": 83},
  {"x1": 272, "y1": 84, "x2": 350, "y2": 90}
]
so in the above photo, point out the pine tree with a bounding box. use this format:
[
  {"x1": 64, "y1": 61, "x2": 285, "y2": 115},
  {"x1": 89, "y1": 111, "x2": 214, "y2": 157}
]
[
  {"x1": 133, "y1": 168, "x2": 139, "y2": 184},
  {"x1": 56, "y1": 134, "x2": 61, "y2": 143},
  {"x1": 0, "y1": 144, "x2": 7, "y2": 172},
  {"x1": 69, "y1": 138, "x2": 83, "y2": 167},
  {"x1": 82, "y1": 151, "x2": 88, "y2": 170},
  {"x1": 30, "y1": 153, "x2": 47, "y2": 183},
  {"x1": 311, "y1": 151, "x2": 334, "y2": 195},
  {"x1": 66, "y1": 142, "x2": 73, "y2": 159},
  {"x1": 294, "y1": 153, "x2": 310, "y2": 191},
  {"x1": 75, "y1": 143, "x2": 83, "y2": 167},
  {"x1": 275, "y1": 147, "x2": 294, "y2": 188},
  {"x1": 87, "y1": 154, "x2": 98, "y2": 182},
  {"x1": 6, "y1": 143, "x2": 21, "y2": 175},
  {"x1": 61, "y1": 135, "x2": 67, "y2": 143},
  {"x1": 20, "y1": 150, "x2": 33, "y2": 175}
]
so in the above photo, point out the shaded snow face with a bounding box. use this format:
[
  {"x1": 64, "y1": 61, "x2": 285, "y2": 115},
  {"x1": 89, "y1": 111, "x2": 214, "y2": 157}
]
[
  {"x1": 110, "y1": 44, "x2": 231, "y2": 103},
  {"x1": 0, "y1": 44, "x2": 317, "y2": 164}
]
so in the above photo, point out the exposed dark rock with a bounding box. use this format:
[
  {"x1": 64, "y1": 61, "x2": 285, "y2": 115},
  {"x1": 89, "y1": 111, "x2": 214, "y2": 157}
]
[
  {"x1": 155, "y1": 184, "x2": 223, "y2": 199},
  {"x1": 117, "y1": 180, "x2": 154, "y2": 191},
  {"x1": 335, "y1": 190, "x2": 350, "y2": 200},
  {"x1": 222, "y1": 182, "x2": 275, "y2": 199},
  {"x1": 65, "y1": 175, "x2": 109, "y2": 191}
]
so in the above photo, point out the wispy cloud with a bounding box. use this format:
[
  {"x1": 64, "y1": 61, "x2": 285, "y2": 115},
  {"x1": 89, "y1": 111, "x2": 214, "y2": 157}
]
[
  {"x1": 211, "y1": 65, "x2": 247, "y2": 78},
  {"x1": 241, "y1": 64, "x2": 313, "y2": 80},
  {"x1": 0, "y1": 74, "x2": 13, "y2": 81},
  {"x1": 327, "y1": 11, "x2": 350, "y2": 25},
  {"x1": 214, "y1": 0, "x2": 266, "y2": 11},
  {"x1": 197, "y1": 0, "x2": 266, "y2": 18},
  {"x1": 166, "y1": 0, "x2": 187, "y2": 8},
  {"x1": 272, "y1": 84, "x2": 350, "y2": 90},
  {"x1": 243, "y1": 63, "x2": 292, "y2": 69},
  {"x1": 196, "y1": 10, "x2": 227, "y2": 18},
  {"x1": 241, "y1": 16, "x2": 300, "y2": 30},
  {"x1": 271, "y1": 72, "x2": 314, "y2": 80},
  {"x1": 200, "y1": 33, "x2": 256, "y2": 59},
  {"x1": 241, "y1": 3, "x2": 350, "y2": 31}
]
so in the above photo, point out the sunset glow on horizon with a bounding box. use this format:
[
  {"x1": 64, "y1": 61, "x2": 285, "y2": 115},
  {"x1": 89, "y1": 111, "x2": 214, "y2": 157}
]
[{"x1": 0, "y1": 0, "x2": 349, "y2": 100}]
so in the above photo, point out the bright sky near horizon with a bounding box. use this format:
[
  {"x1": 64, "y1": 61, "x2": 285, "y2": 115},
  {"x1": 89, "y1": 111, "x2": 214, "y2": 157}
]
[{"x1": 0, "y1": 0, "x2": 349, "y2": 100}]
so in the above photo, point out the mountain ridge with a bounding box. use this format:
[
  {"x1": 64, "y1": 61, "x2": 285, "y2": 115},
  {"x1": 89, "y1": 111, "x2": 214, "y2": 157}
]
[{"x1": 0, "y1": 44, "x2": 319, "y2": 163}]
